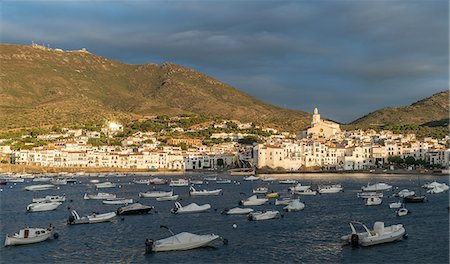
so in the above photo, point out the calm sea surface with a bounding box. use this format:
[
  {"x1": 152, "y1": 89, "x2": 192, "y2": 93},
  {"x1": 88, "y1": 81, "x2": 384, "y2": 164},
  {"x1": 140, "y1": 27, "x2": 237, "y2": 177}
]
[{"x1": 0, "y1": 173, "x2": 448, "y2": 264}]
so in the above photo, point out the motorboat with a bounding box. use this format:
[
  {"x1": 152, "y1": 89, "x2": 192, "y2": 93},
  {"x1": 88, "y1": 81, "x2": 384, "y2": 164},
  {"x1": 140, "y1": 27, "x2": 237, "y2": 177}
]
[
  {"x1": 289, "y1": 183, "x2": 311, "y2": 192},
  {"x1": 216, "y1": 179, "x2": 232, "y2": 184},
  {"x1": 84, "y1": 193, "x2": 116, "y2": 200},
  {"x1": 403, "y1": 195, "x2": 426, "y2": 203},
  {"x1": 357, "y1": 192, "x2": 383, "y2": 199},
  {"x1": 389, "y1": 202, "x2": 402, "y2": 209},
  {"x1": 262, "y1": 177, "x2": 276, "y2": 182},
  {"x1": 139, "y1": 190, "x2": 173, "y2": 198},
  {"x1": 169, "y1": 179, "x2": 189, "y2": 187},
  {"x1": 67, "y1": 210, "x2": 116, "y2": 224},
  {"x1": 156, "y1": 195, "x2": 179, "y2": 201},
  {"x1": 265, "y1": 192, "x2": 280, "y2": 199},
  {"x1": 248, "y1": 210, "x2": 280, "y2": 221},
  {"x1": 32, "y1": 195, "x2": 66, "y2": 203},
  {"x1": 252, "y1": 187, "x2": 268, "y2": 194},
  {"x1": 366, "y1": 197, "x2": 382, "y2": 206},
  {"x1": 422, "y1": 181, "x2": 446, "y2": 189},
  {"x1": 204, "y1": 177, "x2": 217, "y2": 181},
  {"x1": 189, "y1": 186, "x2": 222, "y2": 196},
  {"x1": 24, "y1": 184, "x2": 55, "y2": 191},
  {"x1": 51, "y1": 179, "x2": 67, "y2": 185},
  {"x1": 5, "y1": 226, "x2": 55, "y2": 246},
  {"x1": 275, "y1": 197, "x2": 295, "y2": 206},
  {"x1": 145, "y1": 226, "x2": 222, "y2": 252},
  {"x1": 117, "y1": 203, "x2": 153, "y2": 215},
  {"x1": 397, "y1": 208, "x2": 409, "y2": 217},
  {"x1": 171, "y1": 202, "x2": 210, "y2": 214},
  {"x1": 239, "y1": 195, "x2": 268, "y2": 206},
  {"x1": 396, "y1": 189, "x2": 415, "y2": 198},
  {"x1": 361, "y1": 183, "x2": 392, "y2": 192},
  {"x1": 341, "y1": 221, "x2": 406, "y2": 247},
  {"x1": 222, "y1": 207, "x2": 254, "y2": 215},
  {"x1": 102, "y1": 198, "x2": 133, "y2": 205},
  {"x1": 243, "y1": 176, "x2": 260, "y2": 181},
  {"x1": 283, "y1": 199, "x2": 305, "y2": 212},
  {"x1": 293, "y1": 189, "x2": 317, "y2": 196},
  {"x1": 279, "y1": 179, "x2": 297, "y2": 184},
  {"x1": 189, "y1": 180, "x2": 203, "y2": 185},
  {"x1": 427, "y1": 184, "x2": 449, "y2": 194},
  {"x1": 318, "y1": 184, "x2": 343, "y2": 194},
  {"x1": 149, "y1": 178, "x2": 168, "y2": 185},
  {"x1": 95, "y1": 182, "x2": 116, "y2": 189},
  {"x1": 32, "y1": 177, "x2": 51, "y2": 182},
  {"x1": 134, "y1": 179, "x2": 150, "y2": 185},
  {"x1": 27, "y1": 202, "x2": 62, "y2": 212},
  {"x1": 8, "y1": 178, "x2": 25, "y2": 183}
]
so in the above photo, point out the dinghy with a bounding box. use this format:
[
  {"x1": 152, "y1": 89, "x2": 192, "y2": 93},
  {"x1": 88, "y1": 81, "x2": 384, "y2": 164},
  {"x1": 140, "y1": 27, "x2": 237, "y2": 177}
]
[
  {"x1": 117, "y1": 203, "x2": 153, "y2": 215},
  {"x1": 102, "y1": 198, "x2": 133, "y2": 205},
  {"x1": 171, "y1": 202, "x2": 210, "y2": 214},
  {"x1": 189, "y1": 180, "x2": 204, "y2": 185},
  {"x1": 67, "y1": 210, "x2": 116, "y2": 224},
  {"x1": 189, "y1": 186, "x2": 222, "y2": 196},
  {"x1": 27, "y1": 202, "x2": 62, "y2": 212},
  {"x1": 5, "y1": 226, "x2": 55, "y2": 246},
  {"x1": 139, "y1": 190, "x2": 173, "y2": 198},
  {"x1": 283, "y1": 199, "x2": 305, "y2": 212},
  {"x1": 389, "y1": 202, "x2": 402, "y2": 209},
  {"x1": 25, "y1": 184, "x2": 55, "y2": 191},
  {"x1": 397, "y1": 208, "x2": 409, "y2": 217},
  {"x1": 95, "y1": 182, "x2": 116, "y2": 189},
  {"x1": 145, "y1": 226, "x2": 222, "y2": 252},
  {"x1": 239, "y1": 195, "x2": 268, "y2": 206},
  {"x1": 84, "y1": 193, "x2": 116, "y2": 200},
  {"x1": 248, "y1": 210, "x2": 280, "y2": 221},
  {"x1": 156, "y1": 195, "x2": 179, "y2": 201},
  {"x1": 366, "y1": 197, "x2": 382, "y2": 206},
  {"x1": 32, "y1": 195, "x2": 66, "y2": 203},
  {"x1": 341, "y1": 221, "x2": 406, "y2": 247},
  {"x1": 222, "y1": 207, "x2": 254, "y2": 215}
]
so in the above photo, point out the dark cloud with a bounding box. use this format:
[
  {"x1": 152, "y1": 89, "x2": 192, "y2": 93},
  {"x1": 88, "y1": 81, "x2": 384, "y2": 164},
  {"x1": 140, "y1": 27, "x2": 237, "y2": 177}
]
[{"x1": 1, "y1": 1, "x2": 447, "y2": 123}]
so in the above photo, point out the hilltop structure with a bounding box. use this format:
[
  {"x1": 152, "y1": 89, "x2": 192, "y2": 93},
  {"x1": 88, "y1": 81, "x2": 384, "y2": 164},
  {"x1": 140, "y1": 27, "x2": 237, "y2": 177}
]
[{"x1": 306, "y1": 108, "x2": 341, "y2": 138}]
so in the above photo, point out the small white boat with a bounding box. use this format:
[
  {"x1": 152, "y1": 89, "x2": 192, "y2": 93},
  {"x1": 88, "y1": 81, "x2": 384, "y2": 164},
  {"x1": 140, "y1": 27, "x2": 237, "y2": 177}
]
[
  {"x1": 341, "y1": 221, "x2": 406, "y2": 247},
  {"x1": 149, "y1": 178, "x2": 168, "y2": 185},
  {"x1": 366, "y1": 197, "x2": 382, "y2": 206},
  {"x1": 189, "y1": 186, "x2": 222, "y2": 196},
  {"x1": 146, "y1": 229, "x2": 222, "y2": 252},
  {"x1": 283, "y1": 199, "x2": 305, "y2": 212},
  {"x1": 361, "y1": 183, "x2": 392, "y2": 192},
  {"x1": 422, "y1": 181, "x2": 446, "y2": 189},
  {"x1": 204, "y1": 177, "x2": 217, "y2": 181},
  {"x1": 389, "y1": 202, "x2": 402, "y2": 209},
  {"x1": 27, "y1": 202, "x2": 62, "y2": 212},
  {"x1": 397, "y1": 189, "x2": 415, "y2": 198},
  {"x1": 252, "y1": 187, "x2": 268, "y2": 194},
  {"x1": 243, "y1": 176, "x2": 260, "y2": 181},
  {"x1": 357, "y1": 192, "x2": 383, "y2": 199},
  {"x1": 134, "y1": 179, "x2": 150, "y2": 185},
  {"x1": 216, "y1": 179, "x2": 232, "y2": 184},
  {"x1": 8, "y1": 178, "x2": 25, "y2": 183},
  {"x1": 32, "y1": 177, "x2": 51, "y2": 182},
  {"x1": 275, "y1": 197, "x2": 294, "y2": 206},
  {"x1": 318, "y1": 184, "x2": 343, "y2": 194},
  {"x1": 262, "y1": 177, "x2": 276, "y2": 182},
  {"x1": 222, "y1": 207, "x2": 254, "y2": 215},
  {"x1": 68, "y1": 210, "x2": 116, "y2": 224},
  {"x1": 293, "y1": 189, "x2": 317, "y2": 196},
  {"x1": 169, "y1": 179, "x2": 189, "y2": 187},
  {"x1": 289, "y1": 183, "x2": 311, "y2": 192},
  {"x1": 5, "y1": 227, "x2": 54, "y2": 246},
  {"x1": 117, "y1": 203, "x2": 153, "y2": 215},
  {"x1": 397, "y1": 208, "x2": 409, "y2": 217},
  {"x1": 84, "y1": 193, "x2": 116, "y2": 200},
  {"x1": 32, "y1": 195, "x2": 66, "y2": 203},
  {"x1": 95, "y1": 182, "x2": 116, "y2": 189},
  {"x1": 239, "y1": 195, "x2": 268, "y2": 206},
  {"x1": 248, "y1": 210, "x2": 280, "y2": 221},
  {"x1": 171, "y1": 202, "x2": 210, "y2": 214},
  {"x1": 427, "y1": 184, "x2": 449, "y2": 194},
  {"x1": 156, "y1": 195, "x2": 179, "y2": 201},
  {"x1": 279, "y1": 179, "x2": 297, "y2": 184},
  {"x1": 140, "y1": 190, "x2": 173, "y2": 198},
  {"x1": 190, "y1": 180, "x2": 204, "y2": 185},
  {"x1": 24, "y1": 184, "x2": 55, "y2": 191},
  {"x1": 51, "y1": 179, "x2": 67, "y2": 185},
  {"x1": 102, "y1": 198, "x2": 133, "y2": 205},
  {"x1": 90, "y1": 179, "x2": 100, "y2": 184}
]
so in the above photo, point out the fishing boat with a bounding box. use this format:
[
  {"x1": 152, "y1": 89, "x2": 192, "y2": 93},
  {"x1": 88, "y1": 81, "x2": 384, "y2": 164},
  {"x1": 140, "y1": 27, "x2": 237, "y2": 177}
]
[
  {"x1": 145, "y1": 226, "x2": 223, "y2": 252},
  {"x1": 366, "y1": 197, "x2": 382, "y2": 206},
  {"x1": 189, "y1": 186, "x2": 222, "y2": 196},
  {"x1": 265, "y1": 192, "x2": 280, "y2": 199},
  {"x1": 283, "y1": 199, "x2": 305, "y2": 212},
  {"x1": 239, "y1": 195, "x2": 268, "y2": 206},
  {"x1": 341, "y1": 221, "x2": 406, "y2": 247},
  {"x1": 24, "y1": 184, "x2": 55, "y2": 191},
  {"x1": 357, "y1": 192, "x2": 383, "y2": 199},
  {"x1": 117, "y1": 203, "x2": 153, "y2": 215},
  {"x1": 102, "y1": 198, "x2": 133, "y2": 205},
  {"x1": 243, "y1": 175, "x2": 260, "y2": 181},
  {"x1": 279, "y1": 179, "x2": 297, "y2": 184},
  {"x1": 318, "y1": 184, "x2": 343, "y2": 194},
  {"x1": 84, "y1": 193, "x2": 116, "y2": 200},
  {"x1": 95, "y1": 182, "x2": 116, "y2": 189},
  {"x1": 397, "y1": 208, "x2": 409, "y2": 217},
  {"x1": 32, "y1": 195, "x2": 66, "y2": 203},
  {"x1": 67, "y1": 210, "x2": 116, "y2": 224},
  {"x1": 361, "y1": 183, "x2": 392, "y2": 192},
  {"x1": 5, "y1": 226, "x2": 55, "y2": 246},
  {"x1": 289, "y1": 183, "x2": 311, "y2": 192},
  {"x1": 139, "y1": 190, "x2": 173, "y2": 198},
  {"x1": 26, "y1": 202, "x2": 62, "y2": 212},
  {"x1": 156, "y1": 195, "x2": 179, "y2": 201},
  {"x1": 293, "y1": 189, "x2": 317, "y2": 196},
  {"x1": 149, "y1": 178, "x2": 168, "y2": 185},
  {"x1": 169, "y1": 179, "x2": 189, "y2": 187},
  {"x1": 253, "y1": 187, "x2": 268, "y2": 194},
  {"x1": 248, "y1": 210, "x2": 280, "y2": 221},
  {"x1": 171, "y1": 202, "x2": 210, "y2": 214},
  {"x1": 389, "y1": 202, "x2": 402, "y2": 209},
  {"x1": 222, "y1": 207, "x2": 254, "y2": 215}
]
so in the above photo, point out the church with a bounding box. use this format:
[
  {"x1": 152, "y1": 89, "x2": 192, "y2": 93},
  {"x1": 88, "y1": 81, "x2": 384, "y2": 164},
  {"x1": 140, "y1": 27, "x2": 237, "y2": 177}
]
[{"x1": 305, "y1": 108, "x2": 341, "y2": 138}]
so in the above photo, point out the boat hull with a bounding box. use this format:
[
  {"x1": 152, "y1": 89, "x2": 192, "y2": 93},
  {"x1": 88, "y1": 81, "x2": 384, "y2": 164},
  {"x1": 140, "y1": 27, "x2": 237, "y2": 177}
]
[{"x1": 5, "y1": 232, "x2": 52, "y2": 246}]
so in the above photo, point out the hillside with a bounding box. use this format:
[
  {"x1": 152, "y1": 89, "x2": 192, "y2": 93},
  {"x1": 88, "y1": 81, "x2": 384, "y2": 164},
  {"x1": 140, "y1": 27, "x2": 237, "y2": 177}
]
[
  {"x1": 349, "y1": 90, "x2": 449, "y2": 128},
  {"x1": 0, "y1": 44, "x2": 310, "y2": 131}
]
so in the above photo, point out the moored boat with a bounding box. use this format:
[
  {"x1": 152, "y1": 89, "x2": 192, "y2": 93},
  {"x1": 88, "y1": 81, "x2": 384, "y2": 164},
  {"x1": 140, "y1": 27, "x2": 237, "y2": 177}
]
[
  {"x1": 32, "y1": 195, "x2": 66, "y2": 203},
  {"x1": 248, "y1": 210, "x2": 280, "y2": 221},
  {"x1": 216, "y1": 179, "x2": 232, "y2": 184},
  {"x1": 283, "y1": 199, "x2": 305, "y2": 212},
  {"x1": 139, "y1": 190, "x2": 173, "y2": 198},
  {"x1": 361, "y1": 183, "x2": 392, "y2": 192},
  {"x1": 149, "y1": 178, "x2": 168, "y2": 185},
  {"x1": 239, "y1": 195, "x2": 268, "y2": 206},
  {"x1": 84, "y1": 192, "x2": 116, "y2": 200},
  {"x1": 27, "y1": 202, "x2": 62, "y2": 212},
  {"x1": 389, "y1": 202, "x2": 402, "y2": 209},
  {"x1": 222, "y1": 207, "x2": 254, "y2": 215},
  {"x1": 396, "y1": 189, "x2": 415, "y2": 198},
  {"x1": 275, "y1": 197, "x2": 294, "y2": 206},
  {"x1": 289, "y1": 183, "x2": 311, "y2": 192},
  {"x1": 262, "y1": 177, "x2": 276, "y2": 182},
  {"x1": 243, "y1": 175, "x2": 260, "y2": 181},
  {"x1": 102, "y1": 198, "x2": 133, "y2": 205},
  {"x1": 156, "y1": 195, "x2": 179, "y2": 201},
  {"x1": 341, "y1": 221, "x2": 406, "y2": 247},
  {"x1": 189, "y1": 186, "x2": 222, "y2": 196},
  {"x1": 366, "y1": 197, "x2": 382, "y2": 206},
  {"x1": 24, "y1": 184, "x2": 55, "y2": 191},
  {"x1": 397, "y1": 208, "x2": 409, "y2": 217},
  {"x1": 357, "y1": 192, "x2": 383, "y2": 199},
  {"x1": 171, "y1": 202, "x2": 210, "y2": 214},
  {"x1": 279, "y1": 179, "x2": 297, "y2": 184},
  {"x1": 293, "y1": 189, "x2": 317, "y2": 196},
  {"x1": 318, "y1": 184, "x2": 343, "y2": 194},
  {"x1": 117, "y1": 203, "x2": 153, "y2": 215},
  {"x1": 403, "y1": 195, "x2": 426, "y2": 203},
  {"x1": 67, "y1": 210, "x2": 116, "y2": 224},
  {"x1": 95, "y1": 182, "x2": 116, "y2": 189},
  {"x1": 5, "y1": 226, "x2": 55, "y2": 246},
  {"x1": 265, "y1": 192, "x2": 280, "y2": 199},
  {"x1": 169, "y1": 179, "x2": 189, "y2": 187},
  {"x1": 253, "y1": 187, "x2": 268, "y2": 194}
]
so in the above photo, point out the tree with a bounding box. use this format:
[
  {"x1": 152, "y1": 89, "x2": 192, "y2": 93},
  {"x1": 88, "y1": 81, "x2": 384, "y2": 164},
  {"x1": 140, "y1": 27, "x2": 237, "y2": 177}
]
[
  {"x1": 404, "y1": 156, "x2": 416, "y2": 165},
  {"x1": 388, "y1": 156, "x2": 403, "y2": 164}
]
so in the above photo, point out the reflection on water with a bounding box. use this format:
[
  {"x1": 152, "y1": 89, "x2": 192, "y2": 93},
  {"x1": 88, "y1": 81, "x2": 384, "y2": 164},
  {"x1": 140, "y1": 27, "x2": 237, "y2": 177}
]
[{"x1": 0, "y1": 173, "x2": 448, "y2": 263}]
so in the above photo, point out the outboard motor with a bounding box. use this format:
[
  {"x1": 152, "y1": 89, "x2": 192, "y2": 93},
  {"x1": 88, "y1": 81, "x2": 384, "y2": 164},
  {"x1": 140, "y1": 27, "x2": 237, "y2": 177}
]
[
  {"x1": 67, "y1": 214, "x2": 75, "y2": 225},
  {"x1": 145, "y1": 239, "x2": 154, "y2": 254},
  {"x1": 351, "y1": 234, "x2": 359, "y2": 247}
]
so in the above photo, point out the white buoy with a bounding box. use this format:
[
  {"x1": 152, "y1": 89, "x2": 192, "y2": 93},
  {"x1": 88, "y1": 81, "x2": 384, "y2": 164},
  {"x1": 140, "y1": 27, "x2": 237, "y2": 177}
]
[
  {"x1": 0, "y1": 189, "x2": 3, "y2": 192},
  {"x1": 232, "y1": 224, "x2": 237, "y2": 229}
]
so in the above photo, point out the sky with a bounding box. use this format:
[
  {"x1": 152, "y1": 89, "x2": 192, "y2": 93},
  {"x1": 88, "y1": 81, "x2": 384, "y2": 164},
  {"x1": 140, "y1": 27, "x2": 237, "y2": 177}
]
[{"x1": 1, "y1": 0, "x2": 448, "y2": 123}]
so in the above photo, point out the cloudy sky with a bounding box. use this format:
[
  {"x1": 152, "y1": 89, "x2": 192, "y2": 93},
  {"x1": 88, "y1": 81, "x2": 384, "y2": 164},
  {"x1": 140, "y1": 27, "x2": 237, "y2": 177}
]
[{"x1": 1, "y1": 1, "x2": 448, "y2": 123}]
